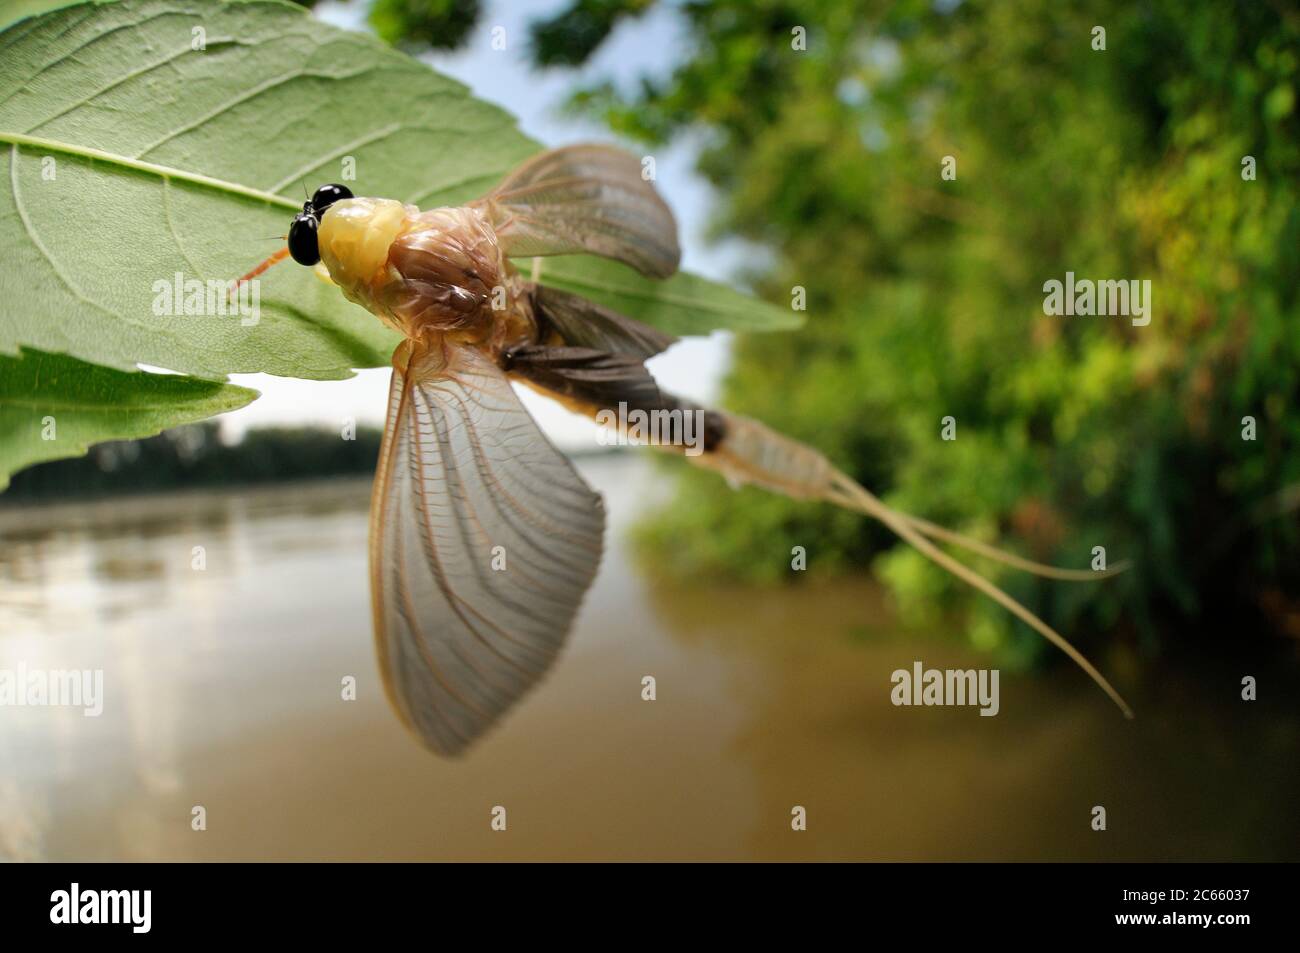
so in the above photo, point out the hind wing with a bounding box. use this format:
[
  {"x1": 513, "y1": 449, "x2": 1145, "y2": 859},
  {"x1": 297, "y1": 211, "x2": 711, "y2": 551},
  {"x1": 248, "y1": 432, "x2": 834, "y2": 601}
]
[{"x1": 474, "y1": 144, "x2": 681, "y2": 279}]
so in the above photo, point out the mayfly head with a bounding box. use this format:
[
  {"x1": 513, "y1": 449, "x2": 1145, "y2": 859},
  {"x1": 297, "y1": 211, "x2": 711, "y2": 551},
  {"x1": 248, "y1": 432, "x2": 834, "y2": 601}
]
[
  {"x1": 287, "y1": 183, "x2": 355, "y2": 266},
  {"x1": 231, "y1": 183, "x2": 354, "y2": 292}
]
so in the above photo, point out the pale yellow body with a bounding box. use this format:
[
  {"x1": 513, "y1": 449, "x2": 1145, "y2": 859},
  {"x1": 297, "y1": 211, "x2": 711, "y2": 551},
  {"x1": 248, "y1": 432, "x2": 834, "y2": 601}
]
[{"x1": 316, "y1": 196, "x2": 408, "y2": 300}]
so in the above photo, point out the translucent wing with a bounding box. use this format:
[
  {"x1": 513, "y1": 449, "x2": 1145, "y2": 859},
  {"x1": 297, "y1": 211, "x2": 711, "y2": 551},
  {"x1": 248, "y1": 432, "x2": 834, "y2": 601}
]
[
  {"x1": 531, "y1": 283, "x2": 678, "y2": 360},
  {"x1": 473, "y1": 144, "x2": 681, "y2": 279},
  {"x1": 507, "y1": 344, "x2": 663, "y2": 412},
  {"x1": 370, "y1": 341, "x2": 605, "y2": 754}
]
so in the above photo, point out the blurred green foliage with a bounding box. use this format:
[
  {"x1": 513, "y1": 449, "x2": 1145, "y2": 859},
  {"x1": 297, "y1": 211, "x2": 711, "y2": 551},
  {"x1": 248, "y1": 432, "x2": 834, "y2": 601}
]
[
  {"x1": 530, "y1": 0, "x2": 654, "y2": 66},
  {"x1": 522, "y1": 0, "x2": 1300, "y2": 658},
  {"x1": 367, "y1": 0, "x2": 482, "y2": 51},
  {"x1": 357, "y1": 0, "x2": 653, "y2": 62}
]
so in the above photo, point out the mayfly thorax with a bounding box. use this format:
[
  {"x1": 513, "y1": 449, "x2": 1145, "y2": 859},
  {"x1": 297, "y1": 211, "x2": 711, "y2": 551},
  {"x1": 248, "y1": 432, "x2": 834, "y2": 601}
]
[
  {"x1": 318, "y1": 200, "x2": 535, "y2": 353},
  {"x1": 236, "y1": 144, "x2": 1134, "y2": 756}
]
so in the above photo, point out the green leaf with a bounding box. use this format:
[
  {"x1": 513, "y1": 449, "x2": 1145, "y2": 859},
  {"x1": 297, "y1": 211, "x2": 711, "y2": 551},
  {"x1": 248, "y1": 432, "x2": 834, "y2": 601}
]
[
  {"x1": 539, "y1": 256, "x2": 802, "y2": 335},
  {"x1": 0, "y1": 0, "x2": 79, "y2": 31},
  {"x1": 0, "y1": 348, "x2": 258, "y2": 488},
  {"x1": 0, "y1": 0, "x2": 797, "y2": 387}
]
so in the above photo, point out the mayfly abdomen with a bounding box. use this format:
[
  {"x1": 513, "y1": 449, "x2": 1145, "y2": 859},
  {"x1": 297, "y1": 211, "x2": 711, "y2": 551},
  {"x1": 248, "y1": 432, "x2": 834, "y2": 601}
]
[
  {"x1": 692, "y1": 412, "x2": 837, "y2": 500},
  {"x1": 508, "y1": 344, "x2": 826, "y2": 498}
]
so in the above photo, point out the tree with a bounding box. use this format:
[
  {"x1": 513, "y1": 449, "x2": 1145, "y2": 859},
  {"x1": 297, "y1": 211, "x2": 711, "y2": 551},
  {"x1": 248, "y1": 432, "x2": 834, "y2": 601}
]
[{"x1": 525, "y1": 0, "x2": 1300, "y2": 660}]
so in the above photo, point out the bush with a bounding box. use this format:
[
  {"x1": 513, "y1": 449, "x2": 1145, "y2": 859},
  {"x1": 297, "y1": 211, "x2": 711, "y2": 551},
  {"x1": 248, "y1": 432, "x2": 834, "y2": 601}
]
[{"x1": 607, "y1": 0, "x2": 1300, "y2": 660}]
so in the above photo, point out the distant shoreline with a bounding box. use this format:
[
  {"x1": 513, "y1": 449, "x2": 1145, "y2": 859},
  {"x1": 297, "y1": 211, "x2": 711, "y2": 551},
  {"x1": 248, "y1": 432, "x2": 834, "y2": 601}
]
[
  {"x1": 0, "y1": 475, "x2": 374, "y2": 536},
  {"x1": 0, "y1": 451, "x2": 638, "y2": 535}
]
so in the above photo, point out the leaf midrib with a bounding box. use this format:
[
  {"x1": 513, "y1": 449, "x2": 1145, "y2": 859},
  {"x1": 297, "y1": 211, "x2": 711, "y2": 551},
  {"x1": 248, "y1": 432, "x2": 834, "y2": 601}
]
[{"x1": 0, "y1": 130, "x2": 299, "y2": 208}]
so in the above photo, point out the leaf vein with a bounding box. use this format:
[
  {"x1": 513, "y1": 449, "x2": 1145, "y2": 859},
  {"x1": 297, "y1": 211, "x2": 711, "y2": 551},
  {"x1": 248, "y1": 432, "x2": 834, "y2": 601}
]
[
  {"x1": 9, "y1": 143, "x2": 116, "y2": 322},
  {"x1": 26, "y1": 42, "x2": 223, "y2": 134},
  {"x1": 133, "y1": 65, "x2": 380, "y2": 160},
  {"x1": 0, "y1": 9, "x2": 179, "y2": 110},
  {"x1": 162, "y1": 176, "x2": 205, "y2": 281},
  {"x1": 266, "y1": 120, "x2": 405, "y2": 194}
]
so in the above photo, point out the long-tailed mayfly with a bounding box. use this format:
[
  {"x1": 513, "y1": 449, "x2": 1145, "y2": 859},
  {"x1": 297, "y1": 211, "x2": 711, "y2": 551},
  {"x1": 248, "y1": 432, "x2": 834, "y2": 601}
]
[{"x1": 237, "y1": 145, "x2": 1133, "y2": 755}]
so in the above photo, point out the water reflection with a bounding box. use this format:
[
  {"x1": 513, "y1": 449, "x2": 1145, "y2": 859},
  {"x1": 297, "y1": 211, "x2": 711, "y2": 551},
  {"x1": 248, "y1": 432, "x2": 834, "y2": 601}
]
[{"x1": 1, "y1": 457, "x2": 1297, "y2": 860}]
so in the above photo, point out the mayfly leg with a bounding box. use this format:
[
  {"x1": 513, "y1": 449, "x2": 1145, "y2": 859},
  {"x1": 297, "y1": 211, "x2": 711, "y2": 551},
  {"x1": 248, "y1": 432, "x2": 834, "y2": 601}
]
[{"x1": 228, "y1": 247, "x2": 291, "y2": 301}]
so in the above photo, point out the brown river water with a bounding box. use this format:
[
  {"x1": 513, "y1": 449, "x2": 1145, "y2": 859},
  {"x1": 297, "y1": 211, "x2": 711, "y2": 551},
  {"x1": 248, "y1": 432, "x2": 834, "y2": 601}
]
[{"x1": 1, "y1": 454, "x2": 1297, "y2": 861}]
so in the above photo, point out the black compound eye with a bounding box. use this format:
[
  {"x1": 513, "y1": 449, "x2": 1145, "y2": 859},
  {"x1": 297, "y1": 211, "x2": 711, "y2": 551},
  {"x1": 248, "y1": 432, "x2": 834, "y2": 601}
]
[
  {"x1": 287, "y1": 213, "x2": 320, "y2": 266},
  {"x1": 311, "y1": 183, "x2": 353, "y2": 213}
]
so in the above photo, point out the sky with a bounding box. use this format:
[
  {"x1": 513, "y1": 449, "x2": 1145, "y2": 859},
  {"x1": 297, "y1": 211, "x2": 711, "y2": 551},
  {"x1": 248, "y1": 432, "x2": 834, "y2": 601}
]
[{"x1": 219, "y1": 0, "x2": 750, "y2": 451}]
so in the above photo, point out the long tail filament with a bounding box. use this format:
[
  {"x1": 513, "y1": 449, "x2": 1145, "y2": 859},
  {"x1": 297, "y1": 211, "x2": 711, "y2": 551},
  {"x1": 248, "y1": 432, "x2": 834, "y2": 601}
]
[
  {"x1": 824, "y1": 470, "x2": 1134, "y2": 718},
  {"x1": 689, "y1": 411, "x2": 1135, "y2": 718}
]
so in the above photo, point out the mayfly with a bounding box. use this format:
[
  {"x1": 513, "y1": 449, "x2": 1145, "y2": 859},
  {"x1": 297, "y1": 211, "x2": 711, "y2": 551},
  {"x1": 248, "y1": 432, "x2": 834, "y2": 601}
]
[{"x1": 237, "y1": 145, "x2": 1133, "y2": 755}]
